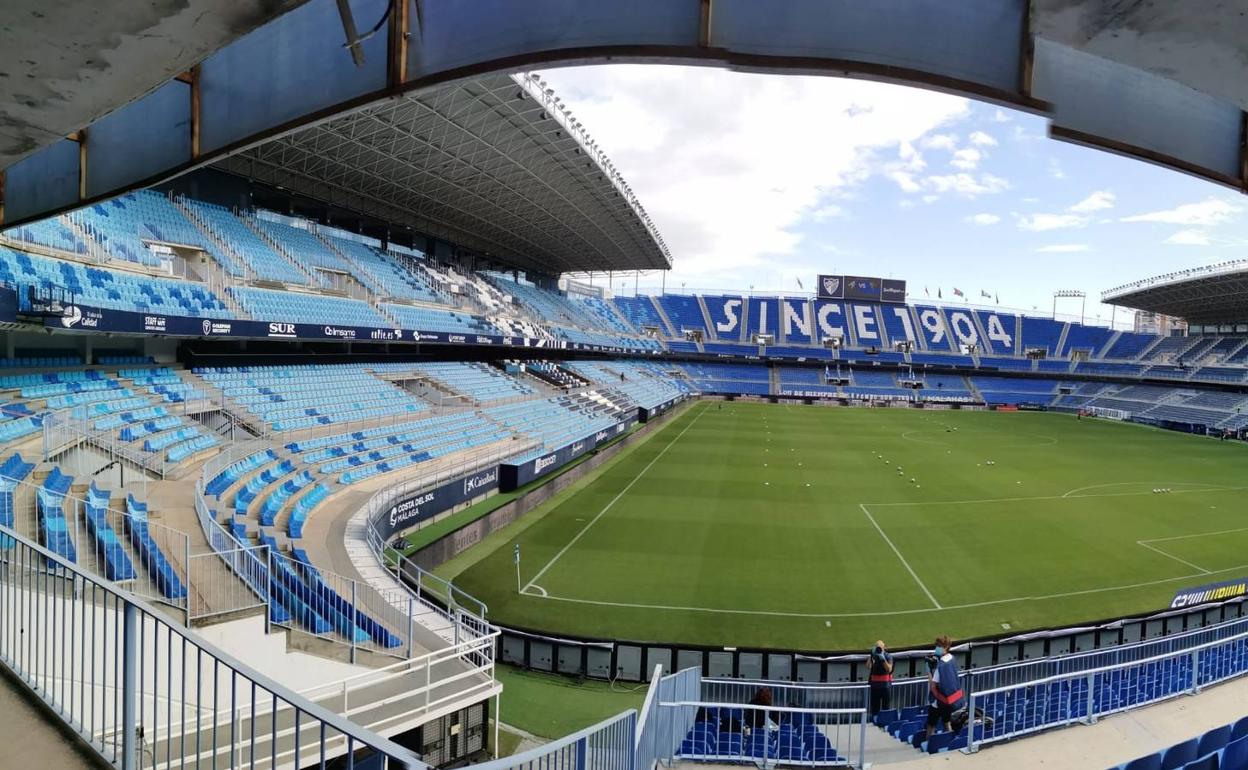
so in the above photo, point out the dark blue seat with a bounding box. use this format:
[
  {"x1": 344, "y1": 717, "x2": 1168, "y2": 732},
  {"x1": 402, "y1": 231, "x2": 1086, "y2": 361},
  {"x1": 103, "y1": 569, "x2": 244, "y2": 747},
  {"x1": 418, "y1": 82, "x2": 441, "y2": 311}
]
[
  {"x1": 873, "y1": 708, "x2": 900, "y2": 727},
  {"x1": 1182, "y1": 754, "x2": 1219, "y2": 770},
  {"x1": 1200, "y1": 726, "x2": 1233, "y2": 758},
  {"x1": 925, "y1": 731, "x2": 957, "y2": 754},
  {"x1": 1222, "y1": 735, "x2": 1248, "y2": 770},
  {"x1": 1122, "y1": 753, "x2": 1162, "y2": 770},
  {"x1": 1232, "y1": 718, "x2": 1248, "y2": 743},
  {"x1": 1163, "y1": 739, "x2": 1201, "y2": 770}
]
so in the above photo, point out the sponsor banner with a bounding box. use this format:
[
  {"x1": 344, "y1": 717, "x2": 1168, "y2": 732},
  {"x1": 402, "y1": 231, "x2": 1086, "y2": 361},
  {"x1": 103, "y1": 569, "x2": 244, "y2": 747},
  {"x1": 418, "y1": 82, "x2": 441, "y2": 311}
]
[
  {"x1": 1170, "y1": 578, "x2": 1248, "y2": 610},
  {"x1": 843, "y1": 276, "x2": 882, "y2": 302},
  {"x1": 779, "y1": 389, "x2": 839, "y2": 399},
  {"x1": 921, "y1": 394, "x2": 976, "y2": 404},
  {"x1": 40, "y1": 301, "x2": 661, "y2": 354},
  {"x1": 640, "y1": 394, "x2": 687, "y2": 422},
  {"x1": 371, "y1": 466, "x2": 501, "y2": 541},
  {"x1": 847, "y1": 392, "x2": 915, "y2": 403},
  {"x1": 815, "y1": 275, "x2": 906, "y2": 304},
  {"x1": 881, "y1": 279, "x2": 907, "y2": 304},
  {"x1": 500, "y1": 416, "x2": 637, "y2": 491}
]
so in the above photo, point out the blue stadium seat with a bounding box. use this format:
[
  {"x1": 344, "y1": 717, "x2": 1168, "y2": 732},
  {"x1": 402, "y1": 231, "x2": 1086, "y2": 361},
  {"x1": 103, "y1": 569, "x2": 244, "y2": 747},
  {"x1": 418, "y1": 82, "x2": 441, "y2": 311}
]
[
  {"x1": 1222, "y1": 735, "x2": 1248, "y2": 770},
  {"x1": 1182, "y1": 755, "x2": 1219, "y2": 770},
  {"x1": 1200, "y1": 726, "x2": 1234, "y2": 758},
  {"x1": 1123, "y1": 756, "x2": 1163, "y2": 770},
  {"x1": 1163, "y1": 739, "x2": 1201, "y2": 770}
]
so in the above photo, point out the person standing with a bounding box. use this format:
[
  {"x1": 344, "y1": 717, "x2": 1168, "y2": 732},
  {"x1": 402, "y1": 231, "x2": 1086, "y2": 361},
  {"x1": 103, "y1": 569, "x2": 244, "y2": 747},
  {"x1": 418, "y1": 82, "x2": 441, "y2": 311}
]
[
  {"x1": 925, "y1": 636, "x2": 964, "y2": 737},
  {"x1": 867, "y1": 640, "x2": 894, "y2": 716}
]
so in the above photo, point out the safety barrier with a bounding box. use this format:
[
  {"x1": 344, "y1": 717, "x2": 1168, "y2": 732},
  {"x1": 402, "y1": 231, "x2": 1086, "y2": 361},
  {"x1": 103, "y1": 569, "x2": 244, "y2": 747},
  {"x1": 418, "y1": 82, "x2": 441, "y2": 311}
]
[
  {"x1": 643, "y1": 674, "x2": 869, "y2": 768},
  {"x1": 968, "y1": 626, "x2": 1248, "y2": 752},
  {"x1": 470, "y1": 711, "x2": 636, "y2": 770},
  {"x1": 0, "y1": 524, "x2": 426, "y2": 769},
  {"x1": 636, "y1": 666, "x2": 700, "y2": 770}
]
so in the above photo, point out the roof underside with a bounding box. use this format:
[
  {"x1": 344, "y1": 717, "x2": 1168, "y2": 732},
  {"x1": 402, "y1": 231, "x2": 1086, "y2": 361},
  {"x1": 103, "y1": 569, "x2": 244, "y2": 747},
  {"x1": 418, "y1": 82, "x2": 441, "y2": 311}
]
[
  {"x1": 0, "y1": 0, "x2": 308, "y2": 166},
  {"x1": 212, "y1": 74, "x2": 670, "y2": 274},
  {"x1": 1105, "y1": 269, "x2": 1248, "y2": 326}
]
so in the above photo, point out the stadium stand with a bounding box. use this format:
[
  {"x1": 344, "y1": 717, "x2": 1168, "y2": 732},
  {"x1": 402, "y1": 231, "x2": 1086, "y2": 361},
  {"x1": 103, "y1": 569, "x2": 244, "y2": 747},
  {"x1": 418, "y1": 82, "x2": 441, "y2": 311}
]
[
  {"x1": 614, "y1": 296, "x2": 673, "y2": 337},
  {"x1": 1020, "y1": 317, "x2": 1066, "y2": 355},
  {"x1": 230, "y1": 286, "x2": 389, "y2": 327},
  {"x1": 196, "y1": 364, "x2": 428, "y2": 431},
  {"x1": 181, "y1": 200, "x2": 308, "y2": 284},
  {"x1": 1, "y1": 246, "x2": 232, "y2": 318}
]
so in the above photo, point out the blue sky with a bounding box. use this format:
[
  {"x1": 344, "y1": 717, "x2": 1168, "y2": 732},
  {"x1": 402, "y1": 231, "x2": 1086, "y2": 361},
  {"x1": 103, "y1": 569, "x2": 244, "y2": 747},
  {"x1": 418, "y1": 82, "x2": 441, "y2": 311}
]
[{"x1": 542, "y1": 65, "x2": 1246, "y2": 328}]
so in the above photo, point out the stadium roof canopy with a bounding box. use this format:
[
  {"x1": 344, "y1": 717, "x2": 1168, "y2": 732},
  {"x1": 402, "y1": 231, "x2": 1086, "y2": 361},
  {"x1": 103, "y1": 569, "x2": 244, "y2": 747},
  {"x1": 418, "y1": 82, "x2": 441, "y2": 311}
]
[
  {"x1": 212, "y1": 73, "x2": 670, "y2": 273},
  {"x1": 4, "y1": 0, "x2": 1248, "y2": 270},
  {"x1": 1103, "y1": 261, "x2": 1248, "y2": 326}
]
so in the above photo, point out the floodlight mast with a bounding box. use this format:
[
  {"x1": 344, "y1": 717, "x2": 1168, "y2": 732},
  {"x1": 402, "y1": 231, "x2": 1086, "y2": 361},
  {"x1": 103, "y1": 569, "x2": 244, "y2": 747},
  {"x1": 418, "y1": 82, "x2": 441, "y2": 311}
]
[{"x1": 1053, "y1": 290, "x2": 1087, "y2": 325}]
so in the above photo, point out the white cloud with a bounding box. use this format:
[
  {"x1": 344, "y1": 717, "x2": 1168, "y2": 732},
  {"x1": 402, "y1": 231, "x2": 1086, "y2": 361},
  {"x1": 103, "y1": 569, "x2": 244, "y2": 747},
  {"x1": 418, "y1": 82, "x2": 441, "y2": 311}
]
[
  {"x1": 1017, "y1": 213, "x2": 1086, "y2": 232},
  {"x1": 925, "y1": 173, "x2": 1009, "y2": 196},
  {"x1": 1047, "y1": 159, "x2": 1066, "y2": 180},
  {"x1": 921, "y1": 133, "x2": 958, "y2": 152},
  {"x1": 968, "y1": 131, "x2": 997, "y2": 147},
  {"x1": 966, "y1": 213, "x2": 1001, "y2": 226},
  {"x1": 1015, "y1": 191, "x2": 1115, "y2": 233},
  {"x1": 1036, "y1": 244, "x2": 1091, "y2": 253},
  {"x1": 950, "y1": 148, "x2": 982, "y2": 171},
  {"x1": 1069, "y1": 190, "x2": 1115, "y2": 213},
  {"x1": 1121, "y1": 197, "x2": 1242, "y2": 226},
  {"x1": 889, "y1": 171, "x2": 921, "y2": 193},
  {"x1": 1164, "y1": 229, "x2": 1211, "y2": 246},
  {"x1": 991, "y1": 109, "x2": 1012, "y2": 123},
  {"x1": 810, "y1": 204, "x2": 845, "y2": 221},
  {"x1": 541, "y1": 65, "x2": 970, "y2": 282}
]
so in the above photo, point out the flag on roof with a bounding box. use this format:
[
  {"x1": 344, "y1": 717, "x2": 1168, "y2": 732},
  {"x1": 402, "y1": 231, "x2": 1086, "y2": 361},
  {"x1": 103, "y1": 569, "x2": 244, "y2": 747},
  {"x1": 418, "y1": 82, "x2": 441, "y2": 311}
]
[
  {"x1": 953, "y1": 287, "x2": 965, "y2": 298},
  {"x1": 981, "y1": 290, "x2": 992, "y2": 299}
]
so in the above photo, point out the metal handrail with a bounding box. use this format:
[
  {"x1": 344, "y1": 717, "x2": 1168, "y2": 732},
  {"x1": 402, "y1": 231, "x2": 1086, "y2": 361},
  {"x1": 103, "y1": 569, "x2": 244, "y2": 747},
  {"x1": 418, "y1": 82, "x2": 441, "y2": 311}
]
[
  {"x1": 468, "y1": 710, "x2": 637, "y2": 770},
  {"x1": 0, "y1": 524, "x2": 426, "y2": 769}
]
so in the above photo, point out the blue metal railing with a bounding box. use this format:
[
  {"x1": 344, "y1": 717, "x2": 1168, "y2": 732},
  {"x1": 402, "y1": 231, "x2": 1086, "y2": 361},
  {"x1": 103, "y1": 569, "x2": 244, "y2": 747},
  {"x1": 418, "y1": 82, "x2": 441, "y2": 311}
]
[
  {"x1": 968, "y1": 628, "x2": 1248, "y2": 752},
  {"x1": 0, "y1": 524, "x2": 426, "y2": 769}
]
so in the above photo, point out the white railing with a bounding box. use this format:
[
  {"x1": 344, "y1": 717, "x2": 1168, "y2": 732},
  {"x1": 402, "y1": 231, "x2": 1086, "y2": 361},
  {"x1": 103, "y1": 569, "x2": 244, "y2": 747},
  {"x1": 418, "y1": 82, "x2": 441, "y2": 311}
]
[
  {"x1": 3, "y1": 470, "x2": 191, "y2": 620},
  {"x1": 471, "y1": 710, "x2": 636, "y2": 770},
  {"x1": 0, "y1": 525, "x2": 426, "y2": 769},
  {"x1": 636, "y1": 666, "x2": 699, "y2": 770}
]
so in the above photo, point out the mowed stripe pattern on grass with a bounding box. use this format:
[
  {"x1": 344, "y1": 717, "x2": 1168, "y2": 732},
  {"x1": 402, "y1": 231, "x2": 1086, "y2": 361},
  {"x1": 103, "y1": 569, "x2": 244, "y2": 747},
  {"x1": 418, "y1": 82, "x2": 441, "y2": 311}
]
[{"x1": 454, "y1": 402, "x2": 1248, "y2": 650}]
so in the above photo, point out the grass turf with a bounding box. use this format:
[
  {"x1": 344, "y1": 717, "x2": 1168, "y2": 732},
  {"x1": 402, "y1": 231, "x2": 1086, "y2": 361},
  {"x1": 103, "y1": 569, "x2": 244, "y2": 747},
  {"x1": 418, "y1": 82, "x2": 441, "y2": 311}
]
[
  {"x1": 494, "y1": 666, "x2": 647, "y2": 739},
  {"x1": 447, "y1": 401, "x2": 1248, "y2": 651}
]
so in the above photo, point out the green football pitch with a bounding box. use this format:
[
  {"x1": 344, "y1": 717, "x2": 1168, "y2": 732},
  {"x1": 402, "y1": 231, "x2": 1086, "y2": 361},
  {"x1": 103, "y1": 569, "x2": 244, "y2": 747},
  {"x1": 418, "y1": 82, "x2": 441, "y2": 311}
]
[{"x1": 445, "y1": 400, "x2": 1248, "y2": 651}]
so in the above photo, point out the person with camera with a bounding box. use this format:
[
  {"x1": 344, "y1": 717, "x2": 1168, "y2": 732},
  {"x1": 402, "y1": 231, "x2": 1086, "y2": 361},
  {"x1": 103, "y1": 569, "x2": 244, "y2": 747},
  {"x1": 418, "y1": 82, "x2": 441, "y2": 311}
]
[
  {"x1": 867, "y1": 640, "x2": 894, "y2": 716},
  {"x1": 925, "y1": 635, "x2": 964, "y2": 738}
]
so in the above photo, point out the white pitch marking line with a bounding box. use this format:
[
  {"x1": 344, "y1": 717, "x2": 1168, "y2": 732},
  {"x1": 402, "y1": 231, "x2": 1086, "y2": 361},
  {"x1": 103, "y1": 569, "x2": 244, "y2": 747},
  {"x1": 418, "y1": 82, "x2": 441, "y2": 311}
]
[
  {"x1": 864, "y1": 484, "x2": 1248, "y2": 509},
  {"x1": 524, "y1": 584, "x2": 549, "y2": 598},
  {"x1": 520, "y1": 403, "x2": 709, "y2": 594},
  {"x1": 859, "y1": 503, "x2": 942, "y2": 609},
  {"x1": 526, "y1": 561, "x2": 1248, "y2": 620},
  {"x1": 1136, "y1": 541, "x2": 1211, "y2": 575},
  {"x1": 1061, "y1": 481, "x2": 1234, "y2": 498},
  {"x1": 1142, "y1": 525, "x2": 1248, "y2": 544}
]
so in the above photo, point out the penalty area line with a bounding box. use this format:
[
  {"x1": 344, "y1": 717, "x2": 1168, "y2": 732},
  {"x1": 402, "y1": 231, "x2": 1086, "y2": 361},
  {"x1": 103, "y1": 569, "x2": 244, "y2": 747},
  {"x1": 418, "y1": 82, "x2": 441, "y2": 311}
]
[
  {"x1": 1136, "y1": 540, "x2": 1211, "y2": 575},
  {"x1": 859, "y1": 503, "x2": 942, "y2": 609},
  {"x1": 520, "y1": 402, "x2": 709, "y2": 595}
]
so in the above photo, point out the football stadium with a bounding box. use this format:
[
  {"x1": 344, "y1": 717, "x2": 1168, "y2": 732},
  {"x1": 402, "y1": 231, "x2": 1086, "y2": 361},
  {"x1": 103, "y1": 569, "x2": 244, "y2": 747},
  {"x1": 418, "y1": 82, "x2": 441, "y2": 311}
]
[{"x1": 2, "y1": 3, "x2": 1248, "y2": 770}]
